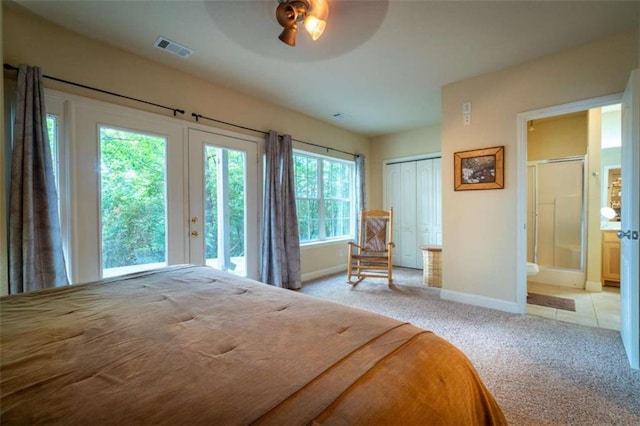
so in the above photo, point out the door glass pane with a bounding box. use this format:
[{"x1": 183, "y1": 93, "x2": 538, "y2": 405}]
[
  {"x1": 100, "y1": 126, "x2": 168, "y2": 277},
  {"x1": 46, "y1": 114, "x2": 59, "y2": 190},
  {"x1": 204, "y1": 145, "x2": 246, "y2": 275}
]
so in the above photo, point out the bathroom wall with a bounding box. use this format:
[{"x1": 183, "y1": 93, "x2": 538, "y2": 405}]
[
  {"x1": 527, "y1": 111, "x2": 587, "y2": 160},
  {"x1": 602, "y1": 106, "x2": 622, "y2": 148},
  {"x1": 603, "y1": 147, "x2": 622, "y2": 167},
  {"x1": 586, "y1": 109, "x2": 603, "y2": 291},
  {"x1": 601, "y1": 107, "x2": 622, "y2": 214}
]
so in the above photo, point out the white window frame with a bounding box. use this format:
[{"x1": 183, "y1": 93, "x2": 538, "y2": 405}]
[
  {"x1": 293, "y1": 149, "x2": 355, "y2": 246},
  {"x1": 97, "y1": 124, "x2": 171, "y2": 278},
  {"x1": 44, "y1": 95, "x2": 72, "y2": 281}
]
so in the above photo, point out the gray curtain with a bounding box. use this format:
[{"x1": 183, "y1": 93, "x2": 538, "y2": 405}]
[
  {"x1": 354, "y1": 154, "x2": 366, "y2": 244},
  {"x1": 261, "y1": 130, "x2": 301, "y2": 289},
  {"x1": 9, "y1": 65, "x2": 68, "y2": 294}
]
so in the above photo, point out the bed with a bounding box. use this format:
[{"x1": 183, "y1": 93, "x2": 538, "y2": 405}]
[{"x1": 1, "y1": 265, "x2": 506, "y2": 425}]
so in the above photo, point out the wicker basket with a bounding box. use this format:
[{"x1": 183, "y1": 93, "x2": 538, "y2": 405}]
[{"x1": 420, "y1": 245, "x2": 442, "y2": 288}]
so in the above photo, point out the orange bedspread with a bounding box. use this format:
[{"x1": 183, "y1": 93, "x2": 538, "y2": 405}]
[{"x1": 1, "y1": 265, "x2": 506, "y2": 425}]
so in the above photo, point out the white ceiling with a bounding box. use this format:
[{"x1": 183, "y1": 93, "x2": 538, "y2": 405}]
[{"x1": 9, "y1": 0, "x2": 640, "y2": 137}]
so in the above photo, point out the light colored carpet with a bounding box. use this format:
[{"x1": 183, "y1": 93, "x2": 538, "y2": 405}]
[{"x1": 301, "y1": 268, "x2": 640, "y2": 426}]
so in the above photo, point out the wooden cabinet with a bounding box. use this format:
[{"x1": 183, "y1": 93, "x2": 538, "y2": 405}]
[{"x1": 602, "y1": 230, "x2": 620, "y2": 286}]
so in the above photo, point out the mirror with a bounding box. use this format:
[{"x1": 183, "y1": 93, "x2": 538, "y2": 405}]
[{"x1": 603, "y1": 166, "x2": 621, "y2": 222}]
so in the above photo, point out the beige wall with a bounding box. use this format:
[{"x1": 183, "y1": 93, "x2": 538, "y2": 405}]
[
  {"x1": 2, "y1": 3, "x2": 370, "y2": 282},
  {"x1": 441, "y1": 30, "x2": 637, "y2": 306},
  {"x1": 586, "y1": 109, "x2": 602, "y2": 291},
  {"x1": 369, "y1": 124, "x2": 441, "y2": 209},
  {"x1": 527, "y1": 112, "x2": 587, "y2": 161}
]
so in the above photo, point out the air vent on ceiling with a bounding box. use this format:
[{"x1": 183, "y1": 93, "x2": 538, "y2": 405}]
[
  {"x1": 332, "y1": 112, "x2": 351, "y2": 120},
  {"x1": 153, "y1": 36, "x2": 193, "y2": 58}
]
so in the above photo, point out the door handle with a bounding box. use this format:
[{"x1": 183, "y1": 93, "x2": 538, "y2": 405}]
[
  {"x1": 617, "y1": 230, "x2": 639, "y2": 240},
  {"x1": 617, "y1": 230, "x2": 630, "y2": 239}
]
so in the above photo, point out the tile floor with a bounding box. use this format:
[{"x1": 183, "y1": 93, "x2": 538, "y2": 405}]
[{"x1": 526, "y1": 281, "x2": 621, "y2": 331}]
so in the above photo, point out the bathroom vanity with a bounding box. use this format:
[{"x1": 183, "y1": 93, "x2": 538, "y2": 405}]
[{"x1": 602, "y1": 230, "x2": 621, "y2": 286}]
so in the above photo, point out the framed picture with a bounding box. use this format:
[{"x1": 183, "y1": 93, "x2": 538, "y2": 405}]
[{"x1": 454, "y1": 146, "x2": 504, "y2": 191}]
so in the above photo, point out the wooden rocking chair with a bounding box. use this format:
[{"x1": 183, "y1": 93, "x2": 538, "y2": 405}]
[{"x1": 347, "y1": 208, "x2": 395, "y2": 286}]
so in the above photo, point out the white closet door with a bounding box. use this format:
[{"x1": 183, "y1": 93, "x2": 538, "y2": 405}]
[
  {"x1": 386, "y1": 163, "x2": 404, "y2": 264},
  {"x1": 417, "y1": 158, "x2": 442, "y2": 250},
  {"x1": 386, "y1": 157, "x2": 442, "y2": 269},
  {"x1": 398, "y1": 162, "x2": 418, "y2": 267}
]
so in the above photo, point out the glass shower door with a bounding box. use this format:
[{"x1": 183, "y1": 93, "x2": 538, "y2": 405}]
[{"x1": 534, "y1": 159, "x2": 585, "y2": 271}]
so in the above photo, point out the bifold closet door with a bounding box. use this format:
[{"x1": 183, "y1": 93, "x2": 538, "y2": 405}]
[
  {"x1": 386, "y1": 158, "x2": 442, "y2": 269},
  {"x1": 397, "y1": 163, "x2": 418, "y2": 267},
  {"x1": 417, "y1": 158, "x2": 442, "y2": 248}
]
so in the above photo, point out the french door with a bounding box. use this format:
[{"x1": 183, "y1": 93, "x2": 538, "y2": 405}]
[
  {"x1": 187, "y1": 129, "x2": 259, "y2": 279},
  {"x1": 72, "y1": 104, "x2": 185, "y2": 283},
  {"x1": 68, "y1": 97, "x2": 260, "y2": 283}
]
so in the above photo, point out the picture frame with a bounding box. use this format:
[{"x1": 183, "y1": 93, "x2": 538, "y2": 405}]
[{"x1": 454, "y1": 146, "x2": 504, "y2": 191}]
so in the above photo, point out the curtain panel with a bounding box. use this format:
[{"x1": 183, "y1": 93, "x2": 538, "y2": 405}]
[
  {"x1": 261, "y1": 131, "x2": 302, "y2": 289},
  {"x1": 9, "y1": 65, "x2": 68, "y2": 294},
  {"x1": 354, "y1": 154, "x2": 366, "y2": 244}
]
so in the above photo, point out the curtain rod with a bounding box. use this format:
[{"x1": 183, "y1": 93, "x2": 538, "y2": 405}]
[
  {"x1": 4, "y1": 63, "x2": 185, "y2": 117},
  {"x1": 192, "y1": 113, "x2": 359, "y2": 158},
  {"x1": 4, "y1": 62, "x2": 356, "y2": 158}
]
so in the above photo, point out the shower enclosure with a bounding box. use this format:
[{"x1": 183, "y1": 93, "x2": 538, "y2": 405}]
[{"x1": 527, "y1": 157, "x2": 586, "y2": 287}]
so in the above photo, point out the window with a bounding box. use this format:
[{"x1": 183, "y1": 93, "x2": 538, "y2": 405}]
[
  {"x1": 45, "y1": 109, "x2": 71, "y2": 280},
  {"x1": 46, "y1": 114, "x2": 59, "y2": 191},
  {"x1": 293, "y1": 151, "x2": 354, "y2": 243},
  {"x1": 99, "y1": 126, "x2": 168, "y2": 277},
  {"x1": 203, "y1": 145, "x2": 247, "y2": 271}
]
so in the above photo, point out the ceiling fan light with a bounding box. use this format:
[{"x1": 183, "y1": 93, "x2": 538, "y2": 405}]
[
  {"x1": 304, "y1": 15, "x2": 326, "y2": 40},
  {"x1": 279, "y1": 26, "x2": 298, "y2": 46}
]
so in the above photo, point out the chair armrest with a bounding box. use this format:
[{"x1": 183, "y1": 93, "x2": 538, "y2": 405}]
[{"x1": 348, "y1": 241, "x2": 363, "y2": 250}]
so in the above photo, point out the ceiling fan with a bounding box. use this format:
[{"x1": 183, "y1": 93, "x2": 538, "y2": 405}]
[{"x1": 276, "y1": 0, "x2": 329, "y2": 46}]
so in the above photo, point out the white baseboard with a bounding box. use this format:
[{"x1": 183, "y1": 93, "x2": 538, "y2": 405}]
[
  {"x1": 585, "y1": 280, "x2": 603, "y2": 292},
  {"x1": 531, "y1": 268, "x2": 585, "y2": 288},
  {"x1": 302, "y1": 266, "x2": 346, "y2": 283},
  {"x1": 440, "y1": 289, "x2": 522, "y2": 314}
]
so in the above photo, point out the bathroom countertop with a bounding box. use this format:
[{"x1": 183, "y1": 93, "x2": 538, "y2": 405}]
[{"x1": 601, "y1": 222, "x2": 621, "y2": 231}]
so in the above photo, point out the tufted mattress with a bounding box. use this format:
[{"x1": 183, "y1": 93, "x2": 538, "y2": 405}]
[{"x1": 1, "y1": 265, "x2": 506, "y2": 425}]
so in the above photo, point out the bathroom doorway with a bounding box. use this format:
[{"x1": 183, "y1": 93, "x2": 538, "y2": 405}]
[{"x1": 519, "y1": 101, "x2": 622, "y2": 331}]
